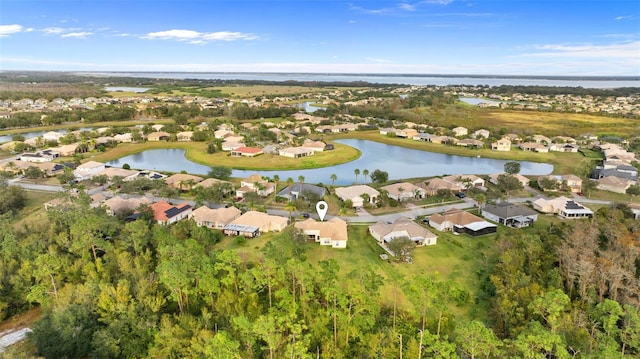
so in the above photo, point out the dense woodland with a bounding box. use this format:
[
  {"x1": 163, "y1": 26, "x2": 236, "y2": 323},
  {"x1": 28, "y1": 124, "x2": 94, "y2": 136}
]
[{"x1": 0, "y1": 186, "x2": 638, "y2": 358}]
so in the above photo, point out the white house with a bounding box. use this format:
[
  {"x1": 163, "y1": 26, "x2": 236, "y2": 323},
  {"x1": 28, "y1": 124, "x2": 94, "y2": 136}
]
[
  {"x1": 295, "y1": 217, "x2": 348, "y2": 248},
  {"x1": 335, "y1": 185, "x2": 380, "y2": 208},
  {"x1": 73, "y1": 161, "x2": 106, "y2": 180}
]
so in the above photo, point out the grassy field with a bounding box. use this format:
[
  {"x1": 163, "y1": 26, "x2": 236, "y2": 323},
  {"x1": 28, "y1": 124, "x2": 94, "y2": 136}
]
[
  {"x1": 327, "y1": 130, "x2": 602, "y2": 175},
  {"x1": 86, "y1": 141, "x2": 361, "y2": 171}
]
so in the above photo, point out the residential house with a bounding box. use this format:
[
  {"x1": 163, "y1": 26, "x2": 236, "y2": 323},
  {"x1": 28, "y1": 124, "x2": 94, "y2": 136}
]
[
  {"x1": 430, "y1": 136, "x2": 458, "y2": 145},
  {"x1": 214, "y1": 129, "x2": 235, "y2": 139},
  {"x1": 74, "y1": 161, "x2": 106, "y2": 180},
  {"x1": 176, "y1": 131, "x2": 194, "y2": 141},
  {"x1": 231, "y1": 147, "x2": 263, "y2": 157},
  {"x1": 441, "y1": 174, "x2": 486, "y2": 189},
  {"x1": 102, "y1": 196, "x2": 152, "y2": 216},
  {"x1": 189, "y1": 206, "x2": 242, "y2": 229},
  {"x1": 519, "y1": 142, "x2": 549, "y2": 153},
  {"x1": 532, "y1": 135, "x2": 551, "y2": 144},
  {"x1": 98, "y1": 167, "x2": 139, "y2": 180},
  {"x1": 50, "y1": 143, "x2": 80, "y2": 157},
  {"x1": 42, "y1": 131, "x2": 64, "y2": 143},
  {"x1": 151, "y1": 124, "x2": 165, "y2": 131},
  {"x1": 481, "y1": 202, "x2": 538, "y2": 228},
  {"x1": 279, "y1": 147, "x2": 315, "y2": 158},
  {"x1": 456, "y1": 138, "x2": 484, "y2": 148},
  {"x1": 221, "y1": 142, "x2": 244, "y2": 151},
  {"x1": 236, "y1": 174, "x2": 275, "y2": 198},
  {"x1": 147, "y1": 131, "x2": 170, "y2": 141},
  {"x1": 369, "y1": 217, "x2": 437, "y2": 246},
  {"x1": 224, "y1": 211, "x2": 288, "y2": 237},
  {"x1": 532, "y1": 196, "x2": 593, "y2": 219},
  {"x1": 538, "y1": 174, "x2": 582, "y2": 193},
  {"x1": 301, "y1": 139, "x2": 326, "y2": 152},
  {"x1": 488, "y1": 173, "x2": 530, "y2": 187},
  {"x1": 549, "y1": 143, "x2": 579, "y2": 152},
  {"x1": 165, "y1": 173, "x2": 204, "y2": 191},
  {"x1": 19, "y1": 150, "x2": 59, "y2": 163},
  {"x1": 491, "y1": 138, "x2": 511, "y2": 151},
  {"x1": 396, "y1": 128, "x2": 419, "y2": 138},
  {"x1": 381, "y1": 182, "x2": 426, "y2": 201},
  {"x1": 114, "y1": 133, "x2": 133, "y2": 142},
  {"x1": 151, "y1": 201, "x2": 193, "y2": 225},
  {"x1": 335, "y1": 185, "x2": 380, "y2": 208},
  {"x1": 428, "y1": 209, "x2": 497, "y2": 236},
  {"x1": 419, "y1": 177, "x2": 462, "y2": 196},
  {"x1": 412, "y1": 133, "x2": 435, "y2": 142},
  {"x1": 472, "y1": 129, "x2": 490, "y2": 139},
  {"x1": 596, "y1": 176, "x2": 633, "y2": 194},
  {"x1": 452, "y1": 126, "x2": 468, "y2": 137},
  {"x1": 295, "y1": 217, "x2": 348, "y2": 248},
  {"x1": 195, "y1": 178, "x2": 234, "y2": 190},
  {"x1": 277, "y1": 183, "x2": 326, "y2": 201}
]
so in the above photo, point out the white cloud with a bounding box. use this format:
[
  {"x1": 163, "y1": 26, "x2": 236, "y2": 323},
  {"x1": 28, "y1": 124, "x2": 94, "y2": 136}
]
[
  {"x1": 61, "y1": 32, "x2": 93, "y2": 38},
  {"x1": 615, "y1": 15, "x2": 633, "y2": 20},
  {"x1": 43, "y1": 27, "x2": 65, "y2": 35},
  {"x1": 399, "y1": 2, "x2": 416, "y2": 11},
  {"x1": 525, "y1": 41, "x2": 640, "y2": 60},
  {"x1": 143, "y1": 29, "x2": 257, "y2": 43},
  {"x1": 0, "y1": 24, "x2": 23, "y2": 37}
]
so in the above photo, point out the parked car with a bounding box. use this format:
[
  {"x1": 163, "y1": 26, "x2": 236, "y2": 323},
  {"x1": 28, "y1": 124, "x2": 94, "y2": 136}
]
[{"x1": 455, "y1": 192, "x2": 466, "y2": 198}]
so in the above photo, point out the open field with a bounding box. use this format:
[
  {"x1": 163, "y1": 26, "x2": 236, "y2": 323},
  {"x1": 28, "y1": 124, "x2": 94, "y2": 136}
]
[
  {"x1": 87, "y1": 141, "x2": 361, "y2": 171},
  {"x1": 327, "y1": 130, "x2": 602, "y2": 175}
]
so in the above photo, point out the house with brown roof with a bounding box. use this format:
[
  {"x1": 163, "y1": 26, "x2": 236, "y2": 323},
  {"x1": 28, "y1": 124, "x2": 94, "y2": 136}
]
[
  {"x1": 295, "y1": 217, "x2": 348, "y2": 248},
  {"x1": 231, "y1": 146, "x2": 263, "y2": 157},
  {"x1": 165, "y1": 173, "x2": 204, "y2": 191},
  {"x1": 420, "y1": 177, "x2": 462, "y2": 196},
  {"x1": 189, "y1": 206, "x2": 242, "y2": 229},
  {"x1": 441, "y1": 174, "x2": 486, "y2": 189},
  {"x1": 302, "y1": 139, "x2": 326, "y2": 152},
  {"x1": 369, "y1": 217, "x2": 437, "y2": 246},
  {"x1": 103, "y1": 196, "x2": 152, "y2": 216},
  {"x1": 381, "y1": 182, "x2": 426, "y2": 201},
  {"x1": 428, "y1": 209, "x2": 497, "y2": 236},
  {"x1": 147, "y1": 131, "x2": 171, "y2": 142},
  {"x1": 488, "y1": 173, "x2": 530, "y2": 187},
  {"x1": 236, "y1": 174, "x2": 275, "y2": 198},
  {"x1": 151, "y1": 201, "x2": 193, "y2": 225},
  {"x1": 224, "y1": 211, "x2": 288, "y2": 237},
  {"x1": 176, "y1": 131, "x2": 194, "y2": 141},
  {"x1": 596, "y1": 176, "x2": 633, "y2": 194},
  {"x1": 335, "y1": 185, "x2": 380, "y2": 208},
  {"x1": 538, "y1": 174, "x2": 582, "y2": 193},
  {"x1": 519, "y1": 142, "x2": 549, "y2": 153},
  {"x1": 98, "y1": 167, "x2": 139, "y2": 180},
  {"x1": 456, "y1": 138, "x2": 484, "y2": 148}
]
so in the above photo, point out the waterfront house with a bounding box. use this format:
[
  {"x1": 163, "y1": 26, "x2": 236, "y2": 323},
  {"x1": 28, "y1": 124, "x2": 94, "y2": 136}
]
[
  {"x1": 147, "y1": 131, "x2": 170, "y2": 142},
  {"x1": 165, "y1": 173, "x2": 204, "y2": 191},
  {"x1": 452, "y1": 127, "x2": 468, "y2": 137},
  {"x1": 74, "y1": 161, "x2": 106, "y2": 181},
  {"x1": 278, "y1": 147, "x2": 315, "y2": 158},
  {"x1": 381, "y1": 182, "x2": 426, "y2": 201},
  {"x1": 491, "y1": 138, "x2": 511, "y2": 151},
  {"x1": 231, "y1": 146, "x2": 263, "y2": 157},
  {"x1": 335, "y1": 185, "x2": 380, "y2": 208}
]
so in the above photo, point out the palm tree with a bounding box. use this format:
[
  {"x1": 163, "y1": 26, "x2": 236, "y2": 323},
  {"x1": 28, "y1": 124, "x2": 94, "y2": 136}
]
[
  {"x1": 363, "y1": 169, "x2": 369, "y2": 183},
  {"x1": 285, "y1": 201, "x2": 296, "y2": 222},
  {"x1": 273, "y1": 174, "x2": 280, "y2": 200},
  {"x1": 286, "y1": 177, "x2": 294, "y2": 201},
  {"x1": 354, "y1": 168, "x2": 360, "y2": 183},
  {"x1": 330, "y1": 174, "x2": 337, "y2": 186}
]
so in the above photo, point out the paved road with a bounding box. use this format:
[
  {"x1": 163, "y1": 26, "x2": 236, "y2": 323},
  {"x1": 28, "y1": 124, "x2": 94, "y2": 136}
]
[{"x1": 0, "y1": 328, "x2": 32, "y2": 353}]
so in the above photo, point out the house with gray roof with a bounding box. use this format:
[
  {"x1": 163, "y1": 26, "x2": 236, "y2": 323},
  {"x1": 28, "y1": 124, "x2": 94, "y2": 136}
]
[
  {"x1": 277, "y1": 183, "x2": 327, "y2": 201},
  {"x1": 481, "y1": 202, "x2": 538, "y2": 228}
]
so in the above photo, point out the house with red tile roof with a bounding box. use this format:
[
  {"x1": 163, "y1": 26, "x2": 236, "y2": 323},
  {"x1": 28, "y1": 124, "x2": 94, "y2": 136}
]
[{"x1": 151, "y1": 201, "x2": 193, "y2": 225}]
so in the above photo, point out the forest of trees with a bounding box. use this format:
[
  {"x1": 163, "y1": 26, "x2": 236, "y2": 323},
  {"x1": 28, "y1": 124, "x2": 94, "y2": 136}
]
[{"x1": 0, "y1": 190, "x2": 638, "y2": 358}]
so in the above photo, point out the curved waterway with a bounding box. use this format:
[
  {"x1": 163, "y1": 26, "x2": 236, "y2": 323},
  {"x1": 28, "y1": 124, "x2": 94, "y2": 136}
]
[{"x1": 107, "y1": 139, "x2": 552, "y2": 185}]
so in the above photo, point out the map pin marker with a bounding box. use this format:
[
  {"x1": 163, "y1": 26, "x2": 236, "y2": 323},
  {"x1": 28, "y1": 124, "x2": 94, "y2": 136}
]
[{"x1": 316, "y1": 201, "x2": 328, "y2": 221}]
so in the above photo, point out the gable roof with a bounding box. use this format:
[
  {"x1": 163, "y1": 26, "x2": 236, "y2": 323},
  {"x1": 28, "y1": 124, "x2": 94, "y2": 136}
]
[
  {"x1": 295, "y1": 217, "x2": 348, "y2": 241},
  {"x1": 429, "y1": 208, "x2": 483, "y2": 226},
  {"x1": 151, "y1": 201, "x2": 192, "y2": 221},
  {"x1": 190, "y1": 206, "x2": 241, "y2": 224},
  {"x1": 369, "y1": 217, "x2": 436, "y2": 241},
  {"x1": 335, "y1": 185, "x2": 380, "y2": 200}
]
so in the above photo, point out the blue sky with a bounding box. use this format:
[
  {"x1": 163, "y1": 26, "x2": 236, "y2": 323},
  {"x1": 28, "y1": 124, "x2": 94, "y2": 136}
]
[{"x1": 1, "y1": 0, "x2": 639, "y2": 75}]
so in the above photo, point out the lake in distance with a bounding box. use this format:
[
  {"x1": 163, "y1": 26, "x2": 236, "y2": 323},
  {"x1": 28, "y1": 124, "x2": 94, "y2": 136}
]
[{"x1": 106, "y1": 139, "x2": 553, "y2": 185}]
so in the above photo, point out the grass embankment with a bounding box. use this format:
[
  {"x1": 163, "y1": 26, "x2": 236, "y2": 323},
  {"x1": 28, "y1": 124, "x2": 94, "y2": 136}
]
[
  {"x1": 327, "y1": 130, "x2": 602, "y2": 175},
  {"x1": 88, "y1": 141, "x2": 361, "y2": 171}
]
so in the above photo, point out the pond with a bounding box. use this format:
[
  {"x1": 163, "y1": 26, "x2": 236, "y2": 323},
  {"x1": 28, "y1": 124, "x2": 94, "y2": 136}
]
[
  {"x1": 297, "y1": 101, "x2": 321, "y2": 113},
  {"x1": 459, "y1": 97, "x2": 503, "y2": 106},
  {"x1": 106, "y1": 139, "x2": 553, "y2": 185},
  {"x1": 104, "y1": 86, "x2": 149, "y2": 93},
  {"x1": 0, "y1": 127, "x2": 94, "y2": 143}
]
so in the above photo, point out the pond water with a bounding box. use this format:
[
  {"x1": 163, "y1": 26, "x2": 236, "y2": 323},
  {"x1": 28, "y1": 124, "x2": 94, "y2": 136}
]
[
  {"x1": 297, "y1": 101, "x2": 321, "y2": 113},
  {"x1": 459, "y1": 97, "x2": 503, "y2": 105},
  {"x1": 0, "y1": 127, "x2": 94, "y2": 143},
  {"x1": 106, "y1": 139, "x2": 553, "y2": 185},
  {"x1": 104, "y1": 86, "x2": 149, "y2": 93}
]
